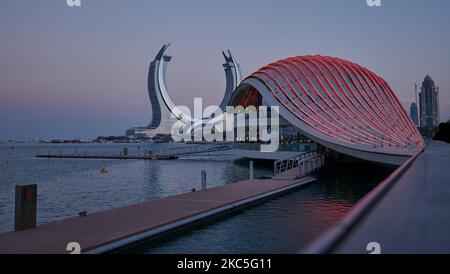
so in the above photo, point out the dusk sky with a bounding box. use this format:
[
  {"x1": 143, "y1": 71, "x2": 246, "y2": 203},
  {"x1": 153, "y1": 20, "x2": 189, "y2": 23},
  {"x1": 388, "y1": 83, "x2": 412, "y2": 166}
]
[{"x1": 1, "y1": 0, "x2": 449, "y2": 140}]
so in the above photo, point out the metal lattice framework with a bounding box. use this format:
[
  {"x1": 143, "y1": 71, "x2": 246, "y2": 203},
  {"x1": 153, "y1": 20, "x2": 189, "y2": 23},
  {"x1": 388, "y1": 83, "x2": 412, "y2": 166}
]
[{"x1": 230, "y1": 55, "x2": 425, "y2": 165}]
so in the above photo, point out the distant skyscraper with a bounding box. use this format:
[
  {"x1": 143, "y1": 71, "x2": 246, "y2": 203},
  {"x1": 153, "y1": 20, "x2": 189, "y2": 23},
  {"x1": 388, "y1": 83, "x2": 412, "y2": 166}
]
[
  {"x1": 419, "y1": 75, "x2": 440, "y2": 128},
  {"x1": 410, "y1": 102, "x2": 419, "y2": 126}
]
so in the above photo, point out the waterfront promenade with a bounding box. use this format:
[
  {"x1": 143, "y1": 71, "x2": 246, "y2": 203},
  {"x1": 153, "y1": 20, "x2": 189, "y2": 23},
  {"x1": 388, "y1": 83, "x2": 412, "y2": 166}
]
[
  {"x1": 0, "y1": 173, "x2": 315, "y2": 254},
  {"x1": 308, "y1": 141, "x2": 450, "y2": 253}
]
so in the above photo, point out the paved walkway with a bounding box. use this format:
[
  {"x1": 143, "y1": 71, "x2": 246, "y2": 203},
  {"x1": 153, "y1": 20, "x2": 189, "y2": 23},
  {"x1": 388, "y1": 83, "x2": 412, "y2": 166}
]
[
  {"x1": 0, "y1": 175, "x2": 315, "y2": 254},
  {"x1": 312, "y1": 141, "x2": 450, "y2": 253}
]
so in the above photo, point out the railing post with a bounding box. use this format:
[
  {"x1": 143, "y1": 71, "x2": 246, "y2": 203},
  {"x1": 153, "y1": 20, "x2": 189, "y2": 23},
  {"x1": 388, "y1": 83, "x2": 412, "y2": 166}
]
[
  {"x1": 201, "y1": 170, "x2": 207, "y2": 190},
  {"x1": 15, "y1": 184, "x2": 37, "y2": 231},
  {"x1": 249, "y1": 161, "x2": 254, "y2": 180}
]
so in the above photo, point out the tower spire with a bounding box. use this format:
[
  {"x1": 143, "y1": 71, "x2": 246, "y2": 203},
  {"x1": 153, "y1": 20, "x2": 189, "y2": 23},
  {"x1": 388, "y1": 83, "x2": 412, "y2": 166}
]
[{"x1": 415, "y1": 83, "x2": 418, "y2": 106}]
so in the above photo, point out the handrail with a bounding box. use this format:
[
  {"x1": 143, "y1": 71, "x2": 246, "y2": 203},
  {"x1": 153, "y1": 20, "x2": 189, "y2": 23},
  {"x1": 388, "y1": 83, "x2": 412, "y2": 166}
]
[
  {"x1": 273, "y1": 150, "x2": 322, "y2": 175},
  {"x1": 303, "y1": 148, "x2": 424, "y2": 254},
  {"x1": 157, "y1": 143, "x2": 234, "y2": 157}
]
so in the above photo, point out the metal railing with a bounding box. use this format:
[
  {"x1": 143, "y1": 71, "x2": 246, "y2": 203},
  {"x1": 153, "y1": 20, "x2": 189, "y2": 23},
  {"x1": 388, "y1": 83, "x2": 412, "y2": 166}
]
[
  {"x1": 273, "y1": 150, "x2": 325, "y2": 176},
  {"x1": 156, "y1": 143, "x2": 234, "y2": 157},
  {"x1": 298, "y1": 153, "x2": 326, "y2": 177}
]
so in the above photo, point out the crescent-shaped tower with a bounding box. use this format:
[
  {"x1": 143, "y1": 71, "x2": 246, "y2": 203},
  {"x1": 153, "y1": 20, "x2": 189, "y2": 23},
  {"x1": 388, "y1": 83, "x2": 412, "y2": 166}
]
[{"x1": 127, "y1": 44, "x2": 242, "y2": 138}]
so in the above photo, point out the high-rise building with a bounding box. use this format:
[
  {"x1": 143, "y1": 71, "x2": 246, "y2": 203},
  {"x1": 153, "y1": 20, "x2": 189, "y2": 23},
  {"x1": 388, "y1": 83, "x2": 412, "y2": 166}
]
[
  {"x1": 410, "y1": 102, "x2": 419, "y2": 126},
  {"x1": 419, "y1": 75, "x2": 440, "y2": 128},
  {"x1": 126, "y1": 44, "x2": 242, "y2": 138}
]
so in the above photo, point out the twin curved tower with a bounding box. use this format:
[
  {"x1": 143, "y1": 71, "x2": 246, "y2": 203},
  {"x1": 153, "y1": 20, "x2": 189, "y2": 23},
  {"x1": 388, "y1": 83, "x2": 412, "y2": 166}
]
[{"x1": 132, "y1": 43, "x2": 242, "y2": 138}]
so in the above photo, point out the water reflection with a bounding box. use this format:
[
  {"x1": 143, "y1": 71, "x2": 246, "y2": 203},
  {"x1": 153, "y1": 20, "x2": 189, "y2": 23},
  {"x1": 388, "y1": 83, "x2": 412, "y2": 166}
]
[{"x1": 140, "y1": 161, "x2": 394, "y2": 254}]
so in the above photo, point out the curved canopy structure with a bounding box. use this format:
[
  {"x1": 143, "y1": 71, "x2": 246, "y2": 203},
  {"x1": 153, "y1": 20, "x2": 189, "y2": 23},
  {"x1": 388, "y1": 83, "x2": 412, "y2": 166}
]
[{"x1": 229, "y1": 55, "x2": 425, "y2": 165}]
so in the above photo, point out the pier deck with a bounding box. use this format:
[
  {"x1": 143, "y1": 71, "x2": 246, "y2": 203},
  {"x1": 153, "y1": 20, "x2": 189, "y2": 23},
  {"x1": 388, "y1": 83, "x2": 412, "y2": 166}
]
[
  {"x1": 308, "y1": 141, "x2": 450, "y2": 253},
  {"x1": 36, "y1": 144, "x2": 233, "y2": 161},
  {"x1": 0, "y1": 174, "x2": 315, "y2": 254},
  {"x1": 35, "y1": 154, "x2": 176, "y2": 160}
]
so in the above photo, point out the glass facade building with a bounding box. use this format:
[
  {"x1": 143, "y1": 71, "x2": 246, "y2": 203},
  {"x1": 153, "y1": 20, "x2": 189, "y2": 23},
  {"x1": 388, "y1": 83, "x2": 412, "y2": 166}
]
[{"x1": 419, "y1": 75, "x2": 440, "y2": 128}]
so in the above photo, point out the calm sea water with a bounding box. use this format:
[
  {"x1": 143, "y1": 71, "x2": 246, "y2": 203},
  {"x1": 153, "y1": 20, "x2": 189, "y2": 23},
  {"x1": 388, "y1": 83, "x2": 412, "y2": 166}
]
[
  {"x1": 0, "y1": 143, "x2": 269, "y2": 233},
  {"x1": 0, "y1": 143, "x2": 394, "y2": 253}
]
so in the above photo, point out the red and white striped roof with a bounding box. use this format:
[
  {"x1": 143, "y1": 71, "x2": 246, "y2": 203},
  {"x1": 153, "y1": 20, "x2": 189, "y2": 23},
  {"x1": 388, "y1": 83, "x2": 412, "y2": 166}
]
[{"x1": 233, "y1": 55, "x2": 425, "y2": 164}]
